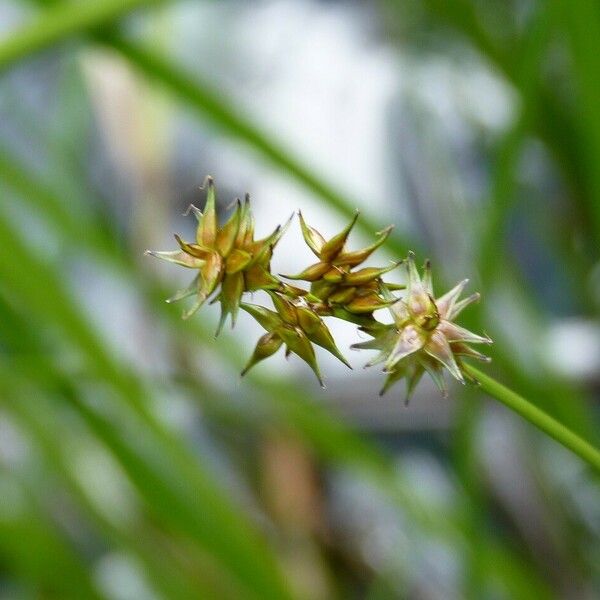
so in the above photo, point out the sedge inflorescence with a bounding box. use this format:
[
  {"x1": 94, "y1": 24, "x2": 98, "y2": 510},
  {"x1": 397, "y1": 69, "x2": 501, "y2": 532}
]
[{"x1": 147, "y1": 177, "x2": 492, "y2": 401}]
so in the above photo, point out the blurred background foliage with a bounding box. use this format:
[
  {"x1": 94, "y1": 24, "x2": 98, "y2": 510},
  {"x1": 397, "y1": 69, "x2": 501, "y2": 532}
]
[{"x1": 0, "y1": 0, "x2": 599, "y2": 598}]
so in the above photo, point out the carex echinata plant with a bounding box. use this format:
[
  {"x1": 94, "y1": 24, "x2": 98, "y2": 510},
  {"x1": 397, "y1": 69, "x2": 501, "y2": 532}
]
[{"x1": 147, "y1": 177, "x2": 490, "y2": 400}]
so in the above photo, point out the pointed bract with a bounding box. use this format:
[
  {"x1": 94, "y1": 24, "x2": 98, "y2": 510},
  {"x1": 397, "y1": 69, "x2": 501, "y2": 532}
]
[
  {"x1": 419, "y1": 357, "x2": 447, "y2": 397},
  {"x1": 320, "y1": 212, "x2": 359, "y2": 263},
  {"x1": 405, "y1": 363, "x2": 425, "y2": 405},
  {"x1": 438, "y1": 320, "x2": 492, "y2": 345},
  {"x1": 215, "y1": 199, "x2": 241, "y2": 257},
  {"x1": 268, "y1": 292, "x2": 297, "y2": 325},
  {"x1": 335, "y1": 225, "x2": 394, "y2": 267},
  {"x1": 277, "y1": 327, "x2": 324, "y2": 387},
  {"x1": 435, "y1": 279, "x2": 469, "y2": 319},
  {"x1": 422, "y1": 259, "x2": 433, "y2": 295},
  {"x1": 236, "y1": 195, "x2": 252, "y2": 247},
  {"x1": 240, "y1": 303, "x2": 281, "y2": 332},
  {"x1": 451, "y1": 342, "x2": 492, "y2": 363},
  {"x1": 328, "y1": 286, "x2": 357, "y2": 305},
  {"x1": 346, "y1": 292, "x2": 396, "y2": 314},
  {"x1": 241, "y1": 333, "x2": 283, "y2": 376},
  {"x1": 174, "y1": 235, "x2": 211, "y2": 259},
  {"x1": 166, "y1": 275, "x2": 200, "y2": 303},
  {"x1": 144, "y1": 249, "x2": 204, "y2": 269},
  {"x1": 216, "y1": 271, "x2": 245, "y2": 335},
  {"x1": 282, "y1": 262, "x2": 330, "y2": 282},
  {"x1": 245, "y1": 264, "x2": 281, "y2": 291},
  {"x1": 296, "y1": 307, "x2": 352, "y2": 368},
  {"x1": 225, "y1": 249, "x2": 252, "y2": 274},
  {"x1": 380, "y1": 362, "x2": 408, "y2": 396},
  {"x1": 448, "y1": 292, "x2": 480, "y2": 320},
  {"x1": 385, "y1": 325, "x2": 425, "y2": 370},
  {"x1": 199, "y1": 252, "x2": 223, "y2": 299},
  {"x1": 197, "y1": 177, "x2": 217, "y2": 247},
  {"x1": 424, "y1": 330, "x2": 464, "y2": 383},
  {"x1": 299, "y1": 211, "x2": 325, "y2": 256},
  {"x1": 343, "y1": 262, "x2": 401, "y2": 286}
]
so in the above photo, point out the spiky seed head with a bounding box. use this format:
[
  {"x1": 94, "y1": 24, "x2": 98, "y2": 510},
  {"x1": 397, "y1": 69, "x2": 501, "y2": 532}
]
[
  {"x1": 145, "y1": 177, "x2": 289, "y2": 330},
  {"x1": 282, "y1": 212, "x2": 398, "y2": 316},
  {"x1": 356, "y1": 254, "x2": 492, "y2": 402}
]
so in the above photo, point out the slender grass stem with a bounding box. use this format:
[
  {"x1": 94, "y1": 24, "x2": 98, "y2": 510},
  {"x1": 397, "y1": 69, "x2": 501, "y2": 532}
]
[{"x1": 465, "y1": 364, "x2": 600, "y2": 472}]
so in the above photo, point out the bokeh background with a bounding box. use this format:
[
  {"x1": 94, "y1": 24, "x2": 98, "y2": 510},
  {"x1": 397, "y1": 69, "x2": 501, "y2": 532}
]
[{"x1": 1, "y1": 1, "x2": 599, "y2": 598}]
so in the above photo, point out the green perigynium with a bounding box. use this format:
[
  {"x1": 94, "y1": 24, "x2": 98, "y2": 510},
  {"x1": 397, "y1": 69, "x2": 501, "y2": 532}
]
[{"x1": 147, "y1": 177, "x2": 492, "y2": 397}]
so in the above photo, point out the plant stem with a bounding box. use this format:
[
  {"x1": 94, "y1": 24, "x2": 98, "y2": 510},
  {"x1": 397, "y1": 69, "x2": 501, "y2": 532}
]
[{"x1": 464, "y1": 364, "x2": 600, "y2": 472}]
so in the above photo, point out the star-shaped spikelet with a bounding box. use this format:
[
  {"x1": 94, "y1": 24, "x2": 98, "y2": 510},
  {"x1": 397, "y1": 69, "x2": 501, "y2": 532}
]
[
  {"x1": 353, "y1": 253, "x2": 492, "y2": 401},
  {"x1": 146, "y1": 177, "x2": 289, "y2": 333},
  {"x1": 282, "y1": 212, "x2": 401, "y2": 315}
]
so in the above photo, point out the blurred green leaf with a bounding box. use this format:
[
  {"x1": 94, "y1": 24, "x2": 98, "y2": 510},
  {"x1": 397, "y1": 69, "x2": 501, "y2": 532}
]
[
  {"x1": 0, "y1": 468, "x2": 102, "y2": 599},
  {"x1": 0, "y1": 0, "x2": 163, "y2": 72}
]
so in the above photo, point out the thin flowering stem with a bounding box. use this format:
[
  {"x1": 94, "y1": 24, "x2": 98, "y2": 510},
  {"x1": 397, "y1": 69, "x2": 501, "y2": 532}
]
[{"x1": 464, "y1": 364, "x2": 600, "y2": 472}]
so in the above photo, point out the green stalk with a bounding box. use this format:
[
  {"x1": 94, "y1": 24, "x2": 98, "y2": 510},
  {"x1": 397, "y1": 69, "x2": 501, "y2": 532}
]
[
  {"x1": 0, "y1": 0, "x2": 162, "y2": 73},
  {"x1": 465, "y1": 364, "x2": 600, "y2": 472}
]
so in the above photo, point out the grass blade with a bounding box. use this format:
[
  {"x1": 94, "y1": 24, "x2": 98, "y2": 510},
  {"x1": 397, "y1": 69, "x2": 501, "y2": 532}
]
[{"x1": 0, "y1": 0, "x2": 163, "y2": 73}]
